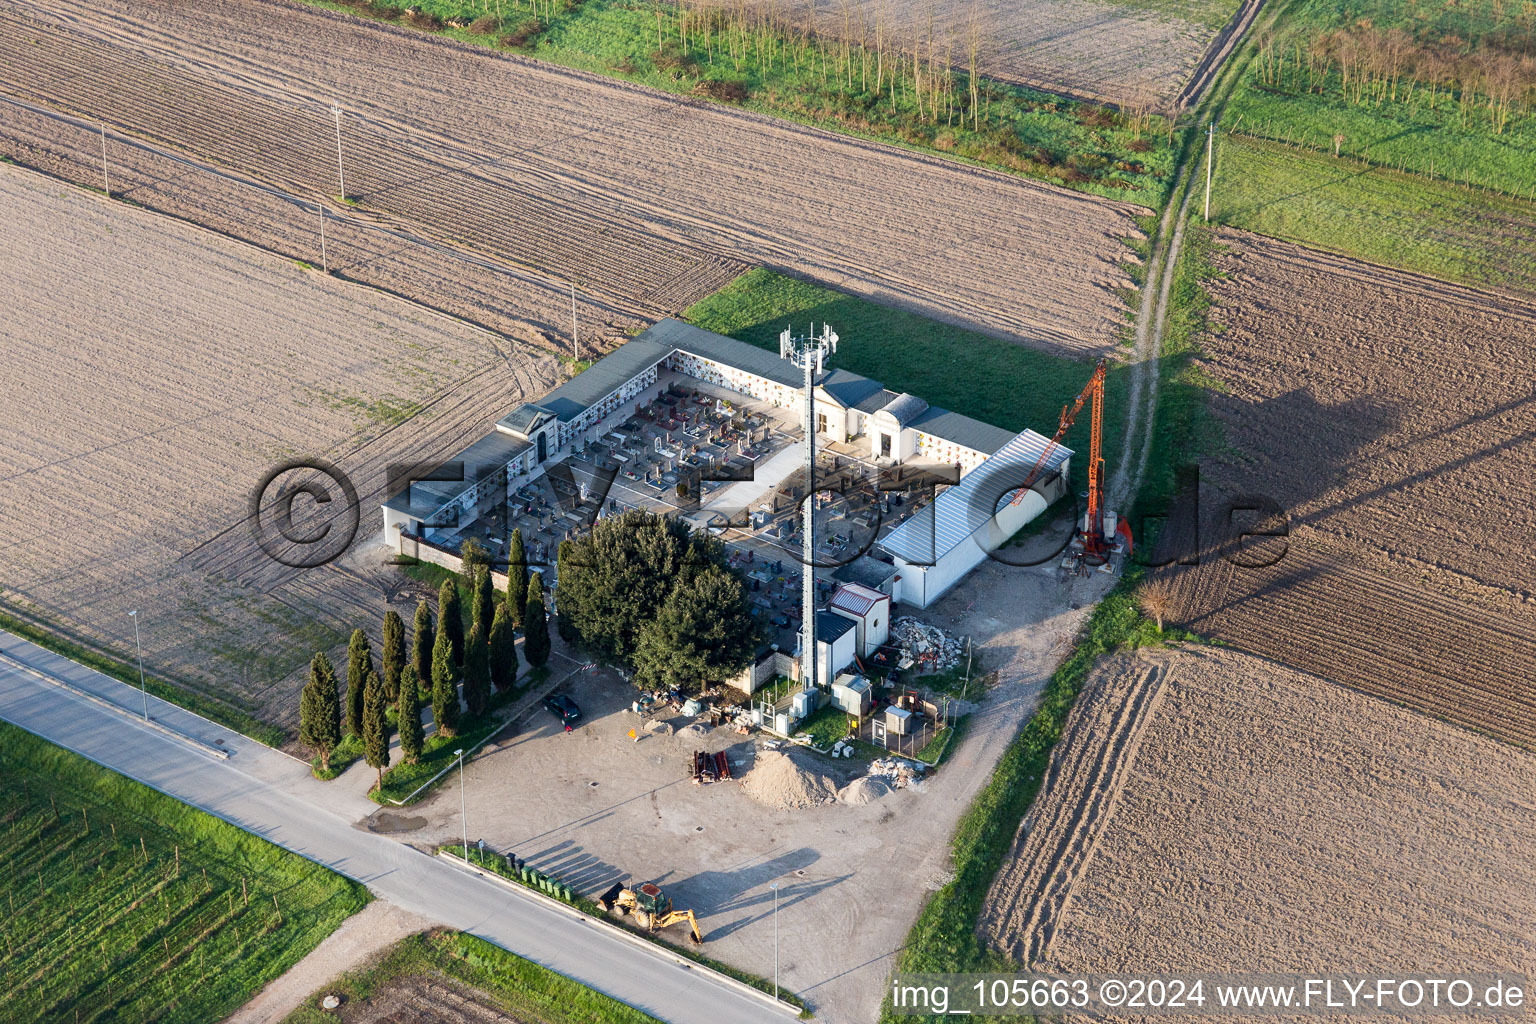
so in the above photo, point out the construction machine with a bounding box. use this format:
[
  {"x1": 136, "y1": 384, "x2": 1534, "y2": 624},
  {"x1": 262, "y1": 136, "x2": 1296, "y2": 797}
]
[
  {"x1": 1009, "y1": 357, "x2": 1124, "y2": 567},
  {"x1": 597, "y1": 881, "x2": 704, "y2": 944}
]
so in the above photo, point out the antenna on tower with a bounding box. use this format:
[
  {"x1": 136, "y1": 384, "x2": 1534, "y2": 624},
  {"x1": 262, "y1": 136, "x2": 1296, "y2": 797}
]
[{"x1": 781, "y1": 323, "x2": 841, "y2": 696}]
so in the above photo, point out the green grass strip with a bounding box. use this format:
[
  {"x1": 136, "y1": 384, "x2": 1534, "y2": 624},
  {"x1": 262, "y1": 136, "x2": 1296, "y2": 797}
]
[
  {"x1": 0, "y1": 721, "x2": 367, "y2": 1024},
  {"x1": 281, "y1": 929, "x2": 665, "y2": 1024},
  {"x1": 293, "y1": 0, "x2": 1176, "y2": 203}
]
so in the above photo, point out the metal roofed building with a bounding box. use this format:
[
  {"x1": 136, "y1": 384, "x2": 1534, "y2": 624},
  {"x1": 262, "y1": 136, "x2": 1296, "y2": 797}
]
[
  {"x1": 380, "y1": 317, "x2": 1066, "y2": 568},
  {"x1": 879, "y1": 428, "x2": 1073, "y2": 609},
  {"x1": 828, "y1": 582, "x2": 891, "y2": 656},
  {"x1": 382, "y1": 429, "x2": 531, "y2": 539}
]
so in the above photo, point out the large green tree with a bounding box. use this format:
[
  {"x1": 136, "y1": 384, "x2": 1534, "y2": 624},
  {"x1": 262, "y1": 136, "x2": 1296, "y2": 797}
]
[
  {"x1": 633, "y1": 565, "x2": 760, "y2": 693},
  {"x1": 299, "y1": 652, "x2": 342, "y2": 771},
  {"x1": 488, "y1": 602, "x2": 518, "y2": 693},
  {"x1": 506, "y1": 527, "x2": 529, "y2": 627},
  {"x1": 380, "y1": 609, "x2": 406, "y2": 702},
  {"x1": 361, "y1": 666, "x2": 391, "y2": 792},
  {"x1": 397, "y1": 662, "x2": 424, "y2": 765},
  {"x1": 439, "y1": 577, "x2": 465, "y2": 669},
  {"x1": 471, "y1": 565, "x2": 494, "y2": 642},
  {"x1": 523, "y1": 593, "x2": 551, "y2": 669},
  {"x1": 431, "y1": 615, "x2": 461, "y2": 739},
  {"x1": 411, "y1": 599, "x2": 434, "y2": 699},
  {"x1": 554, "y1": 509, "x2": 737, "y2": 668},
  {"x1": 462, "y1": 621, "x2": 491, "y2": 718},
  {"x1": 345, "y1": 628, "x2": 374, "y2": 738}
]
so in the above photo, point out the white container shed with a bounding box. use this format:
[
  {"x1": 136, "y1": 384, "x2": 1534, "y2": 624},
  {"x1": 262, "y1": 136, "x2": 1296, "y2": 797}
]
[
  {"x1": 828, "y1": 583, "x2": 891, "y2": 657},
  {"x1": 802, "y1": 612, "x2": 857, "y2": 689},
  {"x1": 878, "y1": 429, "x2": 1072, "y2": 609}
]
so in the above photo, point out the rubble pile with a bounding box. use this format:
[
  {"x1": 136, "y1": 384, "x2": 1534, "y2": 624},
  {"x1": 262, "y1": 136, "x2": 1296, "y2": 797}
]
[
  {"x1": 891, "y1": 617, "x2": 963, "y2": 671},
  {"x1": 836, "y1": 776, "x2": 891, "y2": 805},
  {"x1": 868, "y1": 756, "x2": 927, "y2": 790}
]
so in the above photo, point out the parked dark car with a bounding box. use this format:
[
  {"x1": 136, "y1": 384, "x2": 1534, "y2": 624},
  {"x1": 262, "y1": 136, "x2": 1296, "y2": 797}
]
[{"x1": 544, "y1": 694, "x2": 581, "y2": 725}]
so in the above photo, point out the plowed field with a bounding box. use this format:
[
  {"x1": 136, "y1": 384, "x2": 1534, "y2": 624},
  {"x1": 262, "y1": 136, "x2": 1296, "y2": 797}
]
[
  {"x1": 982, "y1": 647, "x2": 1536, "y2": 1006},
  {"x1": 1152, "y1": 230, "x2": 1536, "y2": 749},
  {"x1": 689, "y1": 0, "x2": 1253, "y2": 109},
  {"x1": 0, "y1": 0, "x2": 1142, "y2": 357},
  {"x1": 0, "y1": 164, "x2": 559, "y2": 726}
]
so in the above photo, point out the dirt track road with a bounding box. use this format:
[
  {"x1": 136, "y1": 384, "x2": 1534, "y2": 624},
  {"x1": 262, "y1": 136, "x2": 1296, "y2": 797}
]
[{"x1": 0, "y1": 0, "x2": 1143, "y2": 357}]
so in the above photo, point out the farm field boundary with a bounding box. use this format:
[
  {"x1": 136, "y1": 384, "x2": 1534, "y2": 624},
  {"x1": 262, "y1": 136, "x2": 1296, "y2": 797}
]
[
  {"x1": 0, "y1": 0, "x2": 1145, "y2": 356},
  {"x1": 980, "y1": 646, "x2": 1536, "y2": 982},
  {"x1": 1153, "y1": 227, "x2": 1536, "y2": 751},
  {"x1": 979, "y1": 657, "x2": 1170, "y2": 965},
  {"x1": 0, "y1": 95, "x2": 627, "y2": 354}
]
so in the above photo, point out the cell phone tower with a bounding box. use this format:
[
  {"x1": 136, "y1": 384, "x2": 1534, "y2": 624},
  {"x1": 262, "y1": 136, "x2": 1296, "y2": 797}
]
[{"x1": 780, "y1": 323, "x2": 838, "y2": 693}]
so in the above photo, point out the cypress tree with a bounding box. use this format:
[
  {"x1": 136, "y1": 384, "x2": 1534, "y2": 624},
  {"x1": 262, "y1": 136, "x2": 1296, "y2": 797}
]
[
  {"x1": 463, "y1": 621, "x2": 491, "y2": 718},
  {"x1": 345, "y1": 628, "x2": 373, "y2": 738},
  {"x1": 411, "y1": 599, "x2": 434, "y2": 700},
  {"x1": 471, "y1": 565, "x2": 494, "y2": 642},
  {"x1": 527, "y1": 569, "x2": 545, "y2": 607},
  {"x1": 523, "y1": 595, "x2": 551, "y2": 669},
  {"x1": 488, "y1": 602, "x2": 518, "y2": 692},
  {"x1": 439, "y1": 577, "x2": 465, "y2": 669},
  {"x1": 397, "y1": 662, "x2": 424, "y2": 764},
  {"x1": 361, "y1": 667, "x2": 391, "y2": 792},
  {"x1": 431, "y1": 614, "x2": 460, "y2": 739},
  {"x1": 299, "y1": 653, "x2": 342, "y2": 771},
  {"x1": 381, "y1": 610, "x2": 406, "y2": 703},
  {"x1": 507, "y1": 528, "x2": 529, "y2": 627},
  {"x1": 554, "y1": 539, "x2": 577, "y2": 642}
]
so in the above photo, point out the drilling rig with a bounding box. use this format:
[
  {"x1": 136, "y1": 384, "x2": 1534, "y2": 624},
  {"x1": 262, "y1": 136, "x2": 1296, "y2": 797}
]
[{"x1": 1009, "y1": 358, "x2": 1125, "y2": 569}]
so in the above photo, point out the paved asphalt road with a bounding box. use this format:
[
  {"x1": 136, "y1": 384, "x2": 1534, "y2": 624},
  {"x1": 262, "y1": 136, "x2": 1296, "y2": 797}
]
[{"x1": 0, "y1": 629, "x2": 792, "y2": 1024}]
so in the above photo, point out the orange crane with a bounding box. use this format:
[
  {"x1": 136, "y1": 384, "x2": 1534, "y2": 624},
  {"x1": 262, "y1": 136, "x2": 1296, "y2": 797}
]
[{"x1": 1009, "y1": 358, "x2": 1112, "y2": 562}]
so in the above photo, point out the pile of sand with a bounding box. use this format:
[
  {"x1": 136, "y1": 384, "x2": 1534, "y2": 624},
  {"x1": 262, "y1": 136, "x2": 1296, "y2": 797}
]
[
  {"x1": 741, "y1": 750, "x2": 837, "y2": 810},
  {"x1": 836, "y1": 776, "x2": 891, "y2": 806},
  {"x1": 644, "y1": 720, "x2": 673, "y2": 737},
  {"x1": 677, "y1": 723, "x2": 710, "y2": 740}
]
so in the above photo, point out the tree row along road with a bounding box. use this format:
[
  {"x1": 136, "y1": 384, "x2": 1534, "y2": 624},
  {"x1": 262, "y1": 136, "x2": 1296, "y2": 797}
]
[{"x1": 0, "y1": 629, "x2": 790, "y2": 1024}]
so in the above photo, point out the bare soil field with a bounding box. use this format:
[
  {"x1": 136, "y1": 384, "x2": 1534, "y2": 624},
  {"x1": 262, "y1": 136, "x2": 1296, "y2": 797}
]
[
  {"x1": 0, "y1": 99, "x2": 640, "y2": 351},
  {"x1": 695, "y1": 0, "x2": 1252, "y2": 109},
  {"x1": 1153, "y1": 230, "x2": 1536, "y2": 748},
  {"x1": 315, "y1": 974, "x2": 528, "y2": 1024},
  {"x1": 983, "y1": 646, "x2": 1536, "y2": 1014},
  {"x1": 0, "y1": 0, "x2": 1142, "y2": 357},
  {"x1": 0, "y1": 165, "x2": 560, "y2": 727}
]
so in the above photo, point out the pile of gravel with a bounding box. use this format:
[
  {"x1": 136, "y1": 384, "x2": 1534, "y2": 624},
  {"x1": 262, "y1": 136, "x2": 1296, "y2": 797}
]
[{"x1": 741, "y1": 750, "x2": 837, "y2": 810}]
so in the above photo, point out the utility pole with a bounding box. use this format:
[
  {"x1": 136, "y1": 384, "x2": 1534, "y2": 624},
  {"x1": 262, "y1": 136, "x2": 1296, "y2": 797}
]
[
  {"x1": 330, "y1": 104, "x2": 346, "y2": 201},
  {"x1": 100, "y1": 124, "x2": 110, "y2": 199},
  {"x1": 961, "y1": 636, "x2": 973, "y2": 700},
  {"x1": 318, "y1": 206, "x2": 328, "y2": 273},
  {"x1": 1204, "y1": 120, "x2": 1215, "y2": 223},
  {"x1": 770, "y1": 881, "x2": 780, "y2": 1001},
  {"x1": 128, "y1": 610, "x2": 147, "y2": 720},
  {"x1": 456, "y1": 748, "x2": 468, "y2": 863}
]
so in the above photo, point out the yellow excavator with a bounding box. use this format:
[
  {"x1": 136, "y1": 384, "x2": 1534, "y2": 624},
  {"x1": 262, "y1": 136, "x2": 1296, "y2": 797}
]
[{"x1": 596, "y1": 881, "x2": 704, "y2": 944}]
